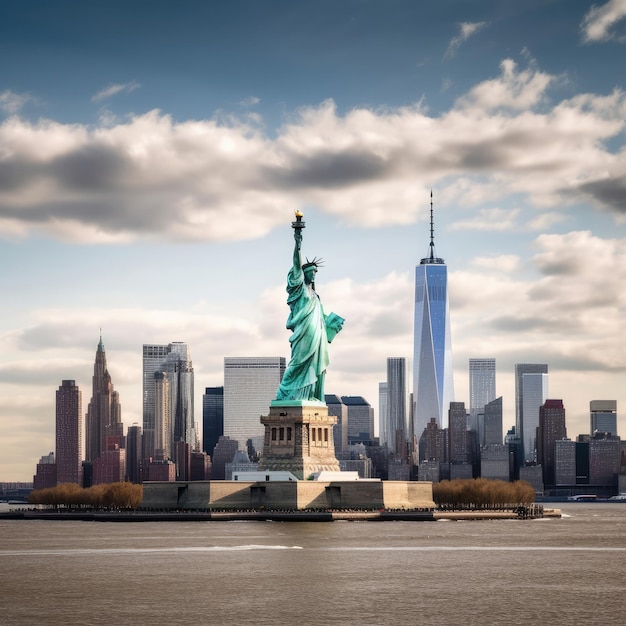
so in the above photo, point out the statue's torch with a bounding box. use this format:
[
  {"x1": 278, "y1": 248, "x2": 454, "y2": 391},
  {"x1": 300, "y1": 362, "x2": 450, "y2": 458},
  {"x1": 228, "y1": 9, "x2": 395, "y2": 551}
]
[{"x1": 292, "y1": 209, "x2": 306, "y2": 231}]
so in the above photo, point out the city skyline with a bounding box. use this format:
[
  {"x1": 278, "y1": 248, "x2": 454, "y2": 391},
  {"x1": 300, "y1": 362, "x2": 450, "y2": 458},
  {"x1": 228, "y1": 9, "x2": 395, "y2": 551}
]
[{"x1": 2, "y1": 0, "x2": 626, "y2": 480}]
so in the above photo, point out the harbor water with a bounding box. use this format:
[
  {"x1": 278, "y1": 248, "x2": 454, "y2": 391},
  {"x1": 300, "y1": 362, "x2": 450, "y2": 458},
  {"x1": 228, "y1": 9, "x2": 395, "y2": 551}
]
[{"x1": 1, "y1": 503, "x2": 625, "y2": 625}]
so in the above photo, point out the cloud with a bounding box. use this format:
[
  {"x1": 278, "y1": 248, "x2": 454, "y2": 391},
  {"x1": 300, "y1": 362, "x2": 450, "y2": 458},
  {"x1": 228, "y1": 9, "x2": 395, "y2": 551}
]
[
  {"x1": 444, "y1": 21, "x2": 488, "y2": 60},
  {"x1": 239, "y1": 96, "x2": 260, "y2": 107},
  {"x1": 91, "y1": 81, "x2": 141, "y2": 103},
  {"x1": 450, "y1": 207, "x2": 521, "y2": 231},
  {"x1": 0, "y1": 89, "x2": 35, "y2": 115},
  {"x1": 527, "y1": 211, "x2": 566, "y2": 230},
  {"x1": 452, "y1": 230, "x2": 626, "y2": 363},
  {"x1": 470, "y1": 254, "x2": 520, "y2": 273},
  {"x1": 455, "y1": 58, "x2": 552, "y2": 111},
  {"x1": 581, "y1": 0, "x2": 626, "y2": 43},
  {"x1": 0, "y1": 59, "x2": 625, "y2": 242}
]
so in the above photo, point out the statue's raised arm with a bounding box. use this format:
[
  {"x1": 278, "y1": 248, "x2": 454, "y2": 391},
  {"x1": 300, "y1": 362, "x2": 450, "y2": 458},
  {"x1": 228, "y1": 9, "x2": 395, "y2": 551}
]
[{"x1": 275, "y1": 211, "x2": 344, "y2": 403}]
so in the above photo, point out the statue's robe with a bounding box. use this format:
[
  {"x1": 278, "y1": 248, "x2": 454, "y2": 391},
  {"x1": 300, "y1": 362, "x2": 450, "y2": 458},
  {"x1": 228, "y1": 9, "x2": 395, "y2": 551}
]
[{"x1": 275, "y1": 264, "x2": 330, "y2": 402}]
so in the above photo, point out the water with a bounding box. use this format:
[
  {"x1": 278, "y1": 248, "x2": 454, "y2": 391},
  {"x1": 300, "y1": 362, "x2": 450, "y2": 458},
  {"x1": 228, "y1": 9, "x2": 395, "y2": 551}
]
[{"x1": 1, "y1": 503, "x2": 625, "y2": 625}]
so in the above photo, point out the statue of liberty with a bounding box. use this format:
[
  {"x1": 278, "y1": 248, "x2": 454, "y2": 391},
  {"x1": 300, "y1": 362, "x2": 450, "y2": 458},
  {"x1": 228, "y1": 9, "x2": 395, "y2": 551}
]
[{"x1": 275, "y1": 211, "x2": 344, "y2": 403}]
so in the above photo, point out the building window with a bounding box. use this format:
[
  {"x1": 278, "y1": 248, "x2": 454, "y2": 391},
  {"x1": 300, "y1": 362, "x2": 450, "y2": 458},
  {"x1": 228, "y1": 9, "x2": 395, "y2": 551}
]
[
  {"x1": 271, "y1": 428, "x2": 277, "y2": 441},
  {"x1": 324, "y1": 428, "x2": 328, "y2": 443},
  {"x1": 311, "y1": 427, "x2": 316, "y2": 442},
  {"x1": 279, "y1": 427, "x2": 285, "y2": 441},
  {"x1": 287, "y1": 427, "x2": 292, "y2": 441}
]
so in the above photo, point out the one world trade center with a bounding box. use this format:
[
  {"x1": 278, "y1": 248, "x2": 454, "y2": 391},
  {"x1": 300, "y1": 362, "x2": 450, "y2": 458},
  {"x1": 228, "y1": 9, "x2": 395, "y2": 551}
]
[{"x1": 413, "y1": 193, "x2": 454, "y2": 450}]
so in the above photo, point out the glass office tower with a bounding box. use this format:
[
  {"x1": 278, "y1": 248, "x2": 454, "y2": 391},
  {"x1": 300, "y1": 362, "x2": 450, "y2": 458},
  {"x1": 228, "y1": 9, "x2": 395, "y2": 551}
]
[
  {"x1": 469, "y1": 358, "x2": 496, "y2": 434},
  {"x1": 413, "y1": 195, "x2": 454, "y2": 447},
  {"x1": 223, "y1": 357, "x2": 286, "y2": 454}
]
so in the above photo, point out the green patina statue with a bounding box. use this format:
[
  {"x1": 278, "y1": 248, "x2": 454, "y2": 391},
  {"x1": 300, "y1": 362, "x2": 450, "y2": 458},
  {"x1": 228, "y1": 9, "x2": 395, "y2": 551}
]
[{"x1": 274, "y1": 211, "x2": 344, "y2": 403}]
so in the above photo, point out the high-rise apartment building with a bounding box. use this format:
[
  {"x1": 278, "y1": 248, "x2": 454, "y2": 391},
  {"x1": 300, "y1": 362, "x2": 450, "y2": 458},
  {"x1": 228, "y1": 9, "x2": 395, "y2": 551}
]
[
  {"x1": 33, "y1": 452, "x2": 57, "y2": 490},
  {"x1": 143, "y1": 344, "x2": 172, "y2": 458},
  {"x1": 537, "y1": 399, "x2": 567, "y2": 487},
  {"x1": 85, "y1": 336, "x2": 122, "y2": 463},
  {"x1": 413, "y1": 194, "x2": 454, "y2": 443},
  {"x1": 469, "y1": 358, "x2": 496, "y2": 434},
  {"x1": 223, "y1": 357, "x2": 286, "y2": 453},
  {"x1": 142, "y1": 342, "x2": 194, "y2": 460},
  {"x1": 162, "y1": 343, "x2": 195, "y2": 450},
  {"x1": 153, "y1": 371, "x2": 171, "y2": 459},
  {"x1": 590, "y1": 400, "x2": 617, "y2": 437},
  {"x1": 448, "y1": 402, "x2": 468, "y2": 465},
  {"x1": 515, "y1": 364, "x2": 548, "y2": 462},
  {"x1": 555, "y1": 439, "x2": 576, "y2": 485},
  {"x1": 202, "y1": 386, "x2": 224, "y2": 458},
  {"x1": 418, "y1": 417, "x2": 445, "y2": 462},
  {"x1": 386, "y1": 357, "x2": 407, "y2": 456},
  {"x1": 589, "y1": 433, "x2": 621, "y2": 486},
  {"x1": 56, "y1": 380, "x2": 82, "y2": 485}
]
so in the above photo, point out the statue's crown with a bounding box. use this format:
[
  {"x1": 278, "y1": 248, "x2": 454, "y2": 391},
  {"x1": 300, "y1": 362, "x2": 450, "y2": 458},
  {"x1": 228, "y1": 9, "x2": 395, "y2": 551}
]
[{"x1": 302, "y1": 256, "x2": 323, "y2": 270}]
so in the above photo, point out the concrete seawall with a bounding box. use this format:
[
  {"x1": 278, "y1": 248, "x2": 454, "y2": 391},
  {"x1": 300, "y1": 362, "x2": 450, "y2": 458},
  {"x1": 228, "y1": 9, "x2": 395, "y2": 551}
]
[{"x1": 0, "y1": 507, "x2": 559, "y2": 522}]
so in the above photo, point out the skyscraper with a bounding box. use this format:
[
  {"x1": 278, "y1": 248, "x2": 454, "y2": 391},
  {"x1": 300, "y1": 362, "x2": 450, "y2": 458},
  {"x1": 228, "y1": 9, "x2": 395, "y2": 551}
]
[
  {"x1": 537, "y1": 399, "x2": 567, "y2": 487},
  {"x1": 386, "y1": 357, "x2": 407, "y2": 457},
  {"x1": 85, "y1": 336, "x2": 122, "y2": 463},
  {"x1": 378, "y1": 382, "x2": 389, "y2": 448},
  {"x1": 143, "y1": 344, "x2": 173, "y2": 458},
  {"x1": 223, "y1": 357, "x2": 286, "y2": 453},
  {"x1": 590, "y1": 400, "x2": 617, "y2": 436},
  {"x1": 515, "y1": 363, "x2": 548, "y2": 458},
  {"x1": 126, "y1": 424, "x2": 142, "y2": 484},
  {"x1": 142, "y1": 342, "x2": 194, "y2": 460},
  {"x1": 342, "y1": 396, "x2": 375, "y2": 444},
  {"x1": 448, "y1": 401, "x2": 468, "y2": 465},
  {"x1": 162, "y1": 343, "x2": 195, "y2": 451},
  {"x1": 483, "y1": 396, "x2": 503, "y2": 446},
  {"x1": 413, "y1": 194, "x2": 454, "y2": 443},
  {"x1": 202, "y1": 386, "x2": 224, "y2": 457},
  {"x1": 469, "y1": 358, "x2": 496, "y2": 434},
  {"x1": 56, "y1": 380, "x2": 82, "y2": 485},
  {"x1": 325, "y1": 394, "x2": 348, "y2": 455},
  {"x1": 520, "y1": 372, "x2": 549, "y2": 463}
]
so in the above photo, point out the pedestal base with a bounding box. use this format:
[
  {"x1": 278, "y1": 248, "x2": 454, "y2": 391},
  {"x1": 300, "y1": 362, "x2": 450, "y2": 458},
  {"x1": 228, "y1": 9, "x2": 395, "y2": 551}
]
[{"x1": 258, "y1": 403, "x2": 340, "y2": 480}]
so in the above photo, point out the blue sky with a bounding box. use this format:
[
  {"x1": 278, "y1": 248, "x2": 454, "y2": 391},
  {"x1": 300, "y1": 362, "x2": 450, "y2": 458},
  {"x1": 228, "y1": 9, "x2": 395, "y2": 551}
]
[{"x1": 2, "y1": 0, "x2": 626, "y2": 480}]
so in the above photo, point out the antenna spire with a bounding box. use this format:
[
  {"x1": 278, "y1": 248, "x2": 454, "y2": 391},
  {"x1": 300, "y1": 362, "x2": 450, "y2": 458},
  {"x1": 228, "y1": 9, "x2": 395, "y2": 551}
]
[
  {"x1": 420, "y1": 190, "x2": 444, "y2": 265},
  {"x1": 429, "y1": 190, "x2": 435, "y2": 262}
]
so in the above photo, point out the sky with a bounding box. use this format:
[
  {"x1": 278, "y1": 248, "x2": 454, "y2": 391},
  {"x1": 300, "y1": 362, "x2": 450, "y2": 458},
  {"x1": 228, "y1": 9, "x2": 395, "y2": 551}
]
[{"x1": 1, "y1": 0, "x2": 626, "y2": 481}]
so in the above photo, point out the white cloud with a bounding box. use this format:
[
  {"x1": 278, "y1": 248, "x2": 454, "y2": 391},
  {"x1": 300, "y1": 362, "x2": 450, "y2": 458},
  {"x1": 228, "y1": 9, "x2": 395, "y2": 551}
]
[
  {"x1": 456, "y1": 58, "x2": 552, "y2": 111},
  {"x1": 450, "y1": 207, "x2": 521, "y2": 231},
  {"x1": 0, "y1": 89, "x2": 35, "y2": 115},
  {"x1": 91, "y1": 81, "x2": 141, "y2": 103},
  {"x1": 444, "y1": 21, "x2": 488, "y2": 60},
  {"x1": 470, "y1": 254, "x2": 520, "y2": 273},
  {"x1": 0, "y1": 59, "x2": 624, "y2": 243},
  {"x1": 239, "y1": 96, "x2": 260, "y2": 106},
  {"x1": 581, "y1": 0, "x2": 626, "y2": 43},
  {"x1": 528, "y1": 211, "x2": 566, "y2": 230}
]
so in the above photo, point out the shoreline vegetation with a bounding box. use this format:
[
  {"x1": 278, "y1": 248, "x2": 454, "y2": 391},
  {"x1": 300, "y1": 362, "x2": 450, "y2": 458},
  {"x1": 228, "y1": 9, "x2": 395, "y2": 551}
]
[{"x1": 0, "y1": 478, "x2": 556, "y2": 521}]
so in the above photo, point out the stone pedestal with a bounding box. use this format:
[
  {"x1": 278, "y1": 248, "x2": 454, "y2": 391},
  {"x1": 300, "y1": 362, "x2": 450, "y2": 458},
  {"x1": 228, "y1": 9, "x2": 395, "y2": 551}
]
[{"x1": 258, "y1": 401, "x2": 340, "y2": 479}]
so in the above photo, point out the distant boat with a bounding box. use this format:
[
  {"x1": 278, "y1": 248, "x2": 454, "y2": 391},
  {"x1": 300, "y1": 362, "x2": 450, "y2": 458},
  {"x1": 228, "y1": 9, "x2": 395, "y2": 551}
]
[
  {"x1": 609, "y1": 494, "x2": 626, "y2": 501},
  {"x1": 567, "y1": 494, "x2": 597, "y2": 501}
]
